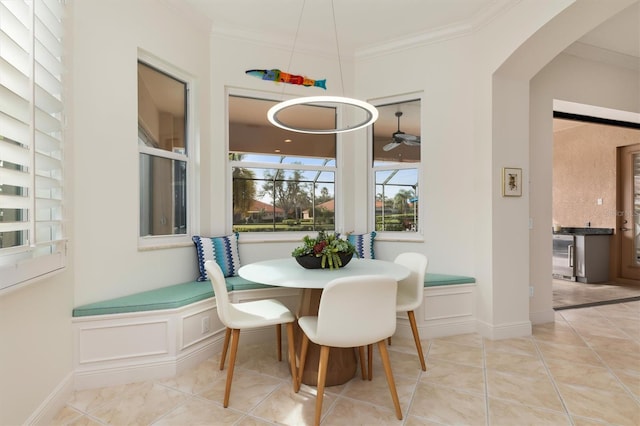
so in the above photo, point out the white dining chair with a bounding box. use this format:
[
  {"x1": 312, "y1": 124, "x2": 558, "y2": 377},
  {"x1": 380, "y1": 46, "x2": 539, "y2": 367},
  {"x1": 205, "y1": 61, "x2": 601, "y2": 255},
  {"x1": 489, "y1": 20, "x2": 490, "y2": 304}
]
[
  {"x1": 204, "y1": 260, "x2": 297, "y2": 407},
  {"x1": 391, "y1": 252, "x2": 429, "y2": 371},
  {"x1": 367, "y1": 252, "x2": 429, "y2": 378},
  {"x1": 296, "y1": 275, "x2": 403, "y2": 426}
]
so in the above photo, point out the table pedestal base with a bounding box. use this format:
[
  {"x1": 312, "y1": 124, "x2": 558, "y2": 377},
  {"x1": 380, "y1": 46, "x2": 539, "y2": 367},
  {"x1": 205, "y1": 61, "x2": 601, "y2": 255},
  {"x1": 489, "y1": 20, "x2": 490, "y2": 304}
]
[{"x1": 296, "y1": 288, "x2": 357, "y2": 386}]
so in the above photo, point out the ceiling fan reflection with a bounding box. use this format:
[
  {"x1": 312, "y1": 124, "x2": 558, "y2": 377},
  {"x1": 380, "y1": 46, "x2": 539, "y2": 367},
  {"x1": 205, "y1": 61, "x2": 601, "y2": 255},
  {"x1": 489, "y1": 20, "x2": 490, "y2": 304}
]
[{"x1": 383, "y1": 111, "x2": 421, "y2": 151}]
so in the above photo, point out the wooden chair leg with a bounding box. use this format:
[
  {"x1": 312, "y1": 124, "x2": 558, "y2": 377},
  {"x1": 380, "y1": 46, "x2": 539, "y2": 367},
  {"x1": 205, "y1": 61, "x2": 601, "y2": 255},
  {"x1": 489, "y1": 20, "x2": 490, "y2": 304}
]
[
  {"x1": 296, "y1": 334, "x2": 309, "y2": 392},
  {"x1": 276, "y1": 324, "x2": 282, "y2": 361},
  {"x1": 286, "y1": 322, "x2": 297, "y2": 390},
  {"x1": 377, "y1": 340, "x2": 402, "y2": 420},
  {"x1": 388, "y1": 336, "x2": 392, "y2": 345},
  {"x1": 407, "y1": 310, "x2": 427, "y2": 371},
  {"x1": 315, "y1": 345, "x2": 330, "y2": 426},
  {"x1": 223, "y1": 329, "x2": 241, "y2": 408},
  {"x1": 367, "y1": 344, "x2": 373, "y2": 381},
  {"x1": 220, "y1": 327, "x2": 231, "y2": 370},
  {"x1": 358, "y1": 346, "x2": 367, "y2": 380}
]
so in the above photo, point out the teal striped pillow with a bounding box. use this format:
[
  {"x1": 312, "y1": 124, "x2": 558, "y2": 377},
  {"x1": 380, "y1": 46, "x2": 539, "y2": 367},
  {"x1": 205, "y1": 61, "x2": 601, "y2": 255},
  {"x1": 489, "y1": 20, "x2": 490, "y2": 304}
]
[
  {"x1": 347, "y1": 232, "x2": 376, "y2": 259},
  {"x1": 193, "y1": 233, "x2": 241, "y2": 280}
]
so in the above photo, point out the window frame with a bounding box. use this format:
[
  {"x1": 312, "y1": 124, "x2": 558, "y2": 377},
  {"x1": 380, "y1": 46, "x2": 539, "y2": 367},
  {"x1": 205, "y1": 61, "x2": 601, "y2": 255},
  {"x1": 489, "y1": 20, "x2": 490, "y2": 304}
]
[
  {"x1": 137, "y1": 51, "x2": 196, "y2": 250},
  {"x1": 369, "y1": 92, "x2": 424, "y2": 241},
  {"x1": 0, "y1": 0, "x2": 66, "y2": 293},
  {"x1": 226, "y1": 88, "x2": 343, "y2": 242}
]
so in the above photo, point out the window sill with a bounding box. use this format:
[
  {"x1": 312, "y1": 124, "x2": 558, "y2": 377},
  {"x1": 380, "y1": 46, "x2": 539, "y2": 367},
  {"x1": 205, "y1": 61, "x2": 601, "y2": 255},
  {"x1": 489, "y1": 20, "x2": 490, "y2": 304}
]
[
  {"x1": 373, "y1": 231, "x2": 425, "y2": 243},
  {"x1": 138, "y1": 235, "x2": 194, "y2": 251},
  {"x1": 0, "y1": 252, "x2": 66, "y2": 295}
]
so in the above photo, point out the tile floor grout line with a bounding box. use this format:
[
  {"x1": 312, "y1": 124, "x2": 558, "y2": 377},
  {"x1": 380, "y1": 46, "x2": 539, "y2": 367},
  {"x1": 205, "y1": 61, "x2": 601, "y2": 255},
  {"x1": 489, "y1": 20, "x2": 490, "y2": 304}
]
[
  {"x1": 556, "y1": 308, "x2": 640, "y2": 406},
  {"x1": 481, "y1": 336, "x2": 490, "y2": 426},
  {"x1": 529, "y1": 332, "x2": 576, "y2": 426},
  {"x1": 148, "y1": 396, "x2": 192, "y2": 426},
  {"x1": 597, "y1": 302, "x2": 640, "y2": 342},
  {"x1": 401, "y1": 341, "x2": 429, "y2": 425}
]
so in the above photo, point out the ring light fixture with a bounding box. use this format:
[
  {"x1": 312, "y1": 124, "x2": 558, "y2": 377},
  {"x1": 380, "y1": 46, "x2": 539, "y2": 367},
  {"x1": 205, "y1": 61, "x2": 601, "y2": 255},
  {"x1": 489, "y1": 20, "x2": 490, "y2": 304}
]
[{"x1": 267, "y1": 96, "x2": 379, "y2": 134}]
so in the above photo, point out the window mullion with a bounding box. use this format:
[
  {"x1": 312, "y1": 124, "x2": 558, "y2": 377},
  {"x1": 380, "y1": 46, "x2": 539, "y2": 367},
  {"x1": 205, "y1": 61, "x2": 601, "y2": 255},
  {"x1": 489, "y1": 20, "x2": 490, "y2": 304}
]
[{"x1": 138, "y1": 144, "x2": 188, "y2": 162}]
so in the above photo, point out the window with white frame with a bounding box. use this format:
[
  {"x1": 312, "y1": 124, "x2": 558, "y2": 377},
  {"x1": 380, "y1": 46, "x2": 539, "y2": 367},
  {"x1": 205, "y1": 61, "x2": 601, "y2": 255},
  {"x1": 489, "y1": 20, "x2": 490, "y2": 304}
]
[
  {"x1": 137, "y1": 59, "x2": 190, "y2": 246},
  {"x1": 371, "y1": 97, "x2": 421, "y2": 232},
  {"x1": 228, "y1": 93, "x2": 337, "y2": 233},
  {"x1": 0, "y1": 0, "x2": 65, "y2": 291}
]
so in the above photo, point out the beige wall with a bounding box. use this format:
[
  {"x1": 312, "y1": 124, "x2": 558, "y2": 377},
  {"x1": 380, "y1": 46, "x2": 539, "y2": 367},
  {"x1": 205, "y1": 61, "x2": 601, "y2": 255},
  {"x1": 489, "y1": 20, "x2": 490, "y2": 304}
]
[{"x1": 553, "y1": 123, "x2": 640, "y2": 229}]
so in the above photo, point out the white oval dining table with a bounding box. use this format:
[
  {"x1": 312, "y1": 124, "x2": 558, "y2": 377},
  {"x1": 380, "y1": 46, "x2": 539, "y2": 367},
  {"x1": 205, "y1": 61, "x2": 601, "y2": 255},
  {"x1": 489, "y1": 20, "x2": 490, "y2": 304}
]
[{"x1": 238, "y1": 257, "x2": 410, "y2": 386}]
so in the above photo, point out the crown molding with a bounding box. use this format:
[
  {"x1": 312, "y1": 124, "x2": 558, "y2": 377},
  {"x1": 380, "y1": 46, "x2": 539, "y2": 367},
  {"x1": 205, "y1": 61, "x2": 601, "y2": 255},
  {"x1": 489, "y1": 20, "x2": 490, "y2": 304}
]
[
  {"x1": 562, "y1": 41, "x2": 640, "y2": 71},
  {"x1": 209, "y1": 0, "x2": 521, "y2": 60},
  {"x1": 353, "y1": 0, "x2": 520, "y2": 60}
]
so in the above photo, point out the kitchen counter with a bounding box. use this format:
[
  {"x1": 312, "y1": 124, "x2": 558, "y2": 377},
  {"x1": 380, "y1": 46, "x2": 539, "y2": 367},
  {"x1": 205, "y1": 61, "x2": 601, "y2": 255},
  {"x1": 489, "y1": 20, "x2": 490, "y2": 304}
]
[
  {"x1": 553, "y1": 227, "x2": 614, "y2": 235},
  {"x1": 552, "y1": 229, "x2": 612, "y2": 283}
]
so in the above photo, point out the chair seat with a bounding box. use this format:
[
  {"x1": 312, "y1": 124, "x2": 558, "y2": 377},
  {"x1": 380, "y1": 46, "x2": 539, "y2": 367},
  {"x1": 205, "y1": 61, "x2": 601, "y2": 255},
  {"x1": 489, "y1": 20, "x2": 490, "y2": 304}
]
[
  {"x1": 298, "y1": 317, "x2": 319, "y2": 340},
  {"x1": 227, "y1": 299, "x2": 295, "y2": 329},
  {"x1": 396, "y1": 291, "x2": 421, "y2": 312},
  {"x1": 204, "y1": 260, "x2": 297, "y2": 408},
  {"x1": 392, "y1": 252, "x2": 428, "y2": 373},
  {"x1": 296, "y1": 275, "x2": 403, "y2": 425}
]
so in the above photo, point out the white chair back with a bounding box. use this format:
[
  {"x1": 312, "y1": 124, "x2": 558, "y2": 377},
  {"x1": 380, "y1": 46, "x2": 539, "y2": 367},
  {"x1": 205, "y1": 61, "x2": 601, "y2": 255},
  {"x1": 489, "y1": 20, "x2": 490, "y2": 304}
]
[
  {"x1": 204, "y1": 260, "x2": 232, "y2": 327},
  {"x1": 315, "y1": 275, "x2": 397, "y2": 348},
  {"x1": 394, "y1": 252, "x2": 428, "y2": 312}
]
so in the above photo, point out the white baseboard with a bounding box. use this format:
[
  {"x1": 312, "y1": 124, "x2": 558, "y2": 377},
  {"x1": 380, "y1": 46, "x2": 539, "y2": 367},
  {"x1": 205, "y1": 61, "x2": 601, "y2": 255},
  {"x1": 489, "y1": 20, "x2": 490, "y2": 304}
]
[
  {"x1": 529, "y1": 308, "x2": 555, "y2": 325},
  {"x1": 393, "y1": 318, "x2": 477, "y2": 340},
  {"x1": 475, "y1": 319, "x2": 532, "y2": 340},
  {"x1": 26, "y1": 372, "x2": 74, "y2": 426}
]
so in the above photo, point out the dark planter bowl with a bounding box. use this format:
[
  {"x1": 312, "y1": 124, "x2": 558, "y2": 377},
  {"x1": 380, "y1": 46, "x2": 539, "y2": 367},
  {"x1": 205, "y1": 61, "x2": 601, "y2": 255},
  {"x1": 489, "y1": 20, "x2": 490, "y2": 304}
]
[{"x1": 295, "y1": 252, "x2": 354, "y2": 269}]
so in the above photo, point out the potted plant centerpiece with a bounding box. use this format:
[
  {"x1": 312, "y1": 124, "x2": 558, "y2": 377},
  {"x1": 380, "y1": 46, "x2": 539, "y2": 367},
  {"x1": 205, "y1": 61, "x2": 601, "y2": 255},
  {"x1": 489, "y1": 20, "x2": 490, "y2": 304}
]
[{"x1": 292, "y1": 231, "x2": 356, "y2": 269}]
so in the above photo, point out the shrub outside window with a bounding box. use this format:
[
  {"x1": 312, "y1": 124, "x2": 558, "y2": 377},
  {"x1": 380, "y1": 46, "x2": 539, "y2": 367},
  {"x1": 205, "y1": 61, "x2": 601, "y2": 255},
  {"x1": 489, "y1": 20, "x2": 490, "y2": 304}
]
[
  {"x1": 372, "y1": 98, "x2": 421, "y2": 233},
  {"x1": 229, "y1": 94, "x2": 337, "y2": 233}
]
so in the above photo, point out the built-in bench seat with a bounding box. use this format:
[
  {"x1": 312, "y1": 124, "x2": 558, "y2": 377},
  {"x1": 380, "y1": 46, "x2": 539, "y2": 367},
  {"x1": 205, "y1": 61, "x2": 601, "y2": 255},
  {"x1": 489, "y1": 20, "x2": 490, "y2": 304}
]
[
  {"x1": 425, "y1": 273, "x2": 475, "y2": 287},
  {"x1": 72, "y1": 277, "x2": 271, "y2": 317},
  {"x1": 71, "y1": 271, "x2": 476, "y2": 390},
  {"x1": 72, "y1": 273, "x2": 476, "y2": 317}
]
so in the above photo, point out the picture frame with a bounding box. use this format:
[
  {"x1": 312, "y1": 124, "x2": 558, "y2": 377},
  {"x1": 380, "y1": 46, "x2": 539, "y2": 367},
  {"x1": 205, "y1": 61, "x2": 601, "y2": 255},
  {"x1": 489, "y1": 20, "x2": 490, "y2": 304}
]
[{"x1": 502, "y1": 167, "x2": 522, "y2": 197}]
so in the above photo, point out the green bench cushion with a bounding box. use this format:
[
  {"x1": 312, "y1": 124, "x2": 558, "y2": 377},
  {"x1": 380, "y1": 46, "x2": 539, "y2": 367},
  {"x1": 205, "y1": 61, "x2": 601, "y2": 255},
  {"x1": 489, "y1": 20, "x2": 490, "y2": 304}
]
[
  {"x1": 73, "y1": 273, "x2": 476, "y2": 317},
  {"x1": 72, "y1": 281, "x2": 214, "y2": 317},
  {"x1": 425, "y1": 273, "x2": 476, "y2": 287}
]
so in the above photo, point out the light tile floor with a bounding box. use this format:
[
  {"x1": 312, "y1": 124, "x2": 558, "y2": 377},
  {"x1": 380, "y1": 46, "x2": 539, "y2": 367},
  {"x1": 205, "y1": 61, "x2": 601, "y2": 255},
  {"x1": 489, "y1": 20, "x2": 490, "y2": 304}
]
[
  {"x1": 553, "y1": 279, "x2": 640, "y2": 309},
  {"x1": 53, "y1": 300, "x2": 640, "y2": 425}
]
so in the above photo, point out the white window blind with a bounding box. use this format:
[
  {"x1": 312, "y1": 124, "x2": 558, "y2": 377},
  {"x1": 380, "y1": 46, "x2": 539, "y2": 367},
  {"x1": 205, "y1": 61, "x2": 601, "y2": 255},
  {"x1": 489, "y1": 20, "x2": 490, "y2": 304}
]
[{"x1": 0, "y1": 0, "x2": 65, "y2": 291}]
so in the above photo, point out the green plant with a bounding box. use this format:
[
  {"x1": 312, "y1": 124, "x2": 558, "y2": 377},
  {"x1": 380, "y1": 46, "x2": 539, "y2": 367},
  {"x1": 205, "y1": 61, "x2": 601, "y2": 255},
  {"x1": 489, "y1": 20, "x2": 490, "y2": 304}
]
[{"x1": 291, "y1": 231, "x2": 356, "y2": 269}]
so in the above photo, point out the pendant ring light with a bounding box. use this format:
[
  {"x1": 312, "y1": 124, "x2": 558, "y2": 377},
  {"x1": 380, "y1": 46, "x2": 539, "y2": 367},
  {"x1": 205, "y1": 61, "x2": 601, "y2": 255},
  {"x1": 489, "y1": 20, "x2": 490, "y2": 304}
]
[
  {"x1": 267, "y1": 0, "x2": 378, "y2": 134},
  {"x1": 268, "y1": 96, "x2": 378, "y2": 134}
]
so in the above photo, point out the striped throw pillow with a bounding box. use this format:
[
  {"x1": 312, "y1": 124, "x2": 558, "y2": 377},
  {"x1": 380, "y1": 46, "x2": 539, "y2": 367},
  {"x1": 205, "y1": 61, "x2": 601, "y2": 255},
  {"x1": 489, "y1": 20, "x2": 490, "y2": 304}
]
[
  {"x1": 193, "y1": 233, "x2": 241, "y2": 280},
  {"x1": 347, "y1": 232, "x2": 376, "y2": 259}
]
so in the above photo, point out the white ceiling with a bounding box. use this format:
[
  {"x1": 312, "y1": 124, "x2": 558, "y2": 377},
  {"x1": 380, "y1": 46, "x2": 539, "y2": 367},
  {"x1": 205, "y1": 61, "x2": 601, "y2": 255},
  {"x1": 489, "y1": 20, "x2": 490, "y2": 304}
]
[
  {"x1": 179, "y1": 0, "x2": 638, "y2": 59},
  {"x1": 165, "y1": 0, "x2": 639, "y2": 137},
  {"x1": 180, "y1": 0, "x2": 503, "y2": 56}
]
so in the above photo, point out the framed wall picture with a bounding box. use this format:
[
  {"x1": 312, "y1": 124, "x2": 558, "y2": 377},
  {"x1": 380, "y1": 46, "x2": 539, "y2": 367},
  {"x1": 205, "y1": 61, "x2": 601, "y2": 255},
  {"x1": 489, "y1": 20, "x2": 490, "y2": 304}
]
[{"x1": 502, "y1": 167, "x2": 522, "y2": 197}]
